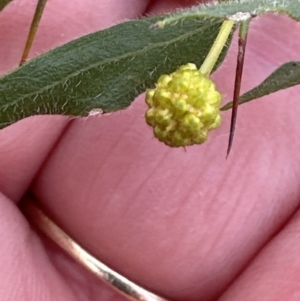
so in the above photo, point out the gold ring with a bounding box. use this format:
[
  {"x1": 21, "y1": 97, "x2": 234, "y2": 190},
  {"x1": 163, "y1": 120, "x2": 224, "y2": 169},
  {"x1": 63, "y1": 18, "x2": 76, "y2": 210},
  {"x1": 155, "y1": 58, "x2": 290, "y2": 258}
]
[{"x1": 21, "y1": 199, "x2": 170, "y2": 301}]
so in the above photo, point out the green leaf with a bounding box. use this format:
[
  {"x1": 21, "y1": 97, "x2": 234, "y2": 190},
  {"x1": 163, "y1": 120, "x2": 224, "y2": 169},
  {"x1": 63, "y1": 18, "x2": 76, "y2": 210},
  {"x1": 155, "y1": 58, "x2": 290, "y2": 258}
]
[
  {"x1": 0, "y1": 0, "x2": 14, "y2": 11},
  {"x1": 162, "y1": 0, "x2": 300, "y2": 22},
  {"x1": 1, "y1": 0, "x2": 300, "y2": 129},
  {"x1": 0, "y1": 16, "x2": 231, "y2": 128},
  {"x1": 221, "y1": 62, "x2": 300, "y2": 111}
]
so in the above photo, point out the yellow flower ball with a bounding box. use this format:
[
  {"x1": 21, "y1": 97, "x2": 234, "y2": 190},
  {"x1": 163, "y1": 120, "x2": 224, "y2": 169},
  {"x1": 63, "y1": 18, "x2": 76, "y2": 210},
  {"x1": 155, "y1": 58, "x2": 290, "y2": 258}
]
[{"x1": 145, "y1": 63, "x2": 222, "y2": 147}]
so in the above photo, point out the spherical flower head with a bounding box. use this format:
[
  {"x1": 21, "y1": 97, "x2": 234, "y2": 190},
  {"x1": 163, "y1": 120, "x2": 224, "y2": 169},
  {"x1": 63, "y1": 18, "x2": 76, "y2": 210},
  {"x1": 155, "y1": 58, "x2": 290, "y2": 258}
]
[{"x1": 145, "y1": 63, "x2": 222, "y2": 147}]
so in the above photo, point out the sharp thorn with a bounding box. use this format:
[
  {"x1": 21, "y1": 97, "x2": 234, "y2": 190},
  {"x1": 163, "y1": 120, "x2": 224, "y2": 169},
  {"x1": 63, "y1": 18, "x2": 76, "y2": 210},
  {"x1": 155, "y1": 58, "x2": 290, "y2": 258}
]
[{"x1": 226, "y1": 20, "x2": 250, "y2": 158}]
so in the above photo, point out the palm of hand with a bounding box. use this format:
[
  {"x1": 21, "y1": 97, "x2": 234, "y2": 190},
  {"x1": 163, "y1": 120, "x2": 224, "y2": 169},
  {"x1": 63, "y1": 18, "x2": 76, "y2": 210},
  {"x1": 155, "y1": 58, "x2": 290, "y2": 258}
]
[{"x1": 1, "y1": 1, "x2": 300, "y2": 301}]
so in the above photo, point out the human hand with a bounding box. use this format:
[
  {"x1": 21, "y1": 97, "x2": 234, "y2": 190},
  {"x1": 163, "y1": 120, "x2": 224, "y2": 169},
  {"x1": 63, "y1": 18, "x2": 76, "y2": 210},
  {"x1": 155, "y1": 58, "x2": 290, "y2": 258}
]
[{"x1": 1, "y1": 1, "x2": 300, "y2": 301}]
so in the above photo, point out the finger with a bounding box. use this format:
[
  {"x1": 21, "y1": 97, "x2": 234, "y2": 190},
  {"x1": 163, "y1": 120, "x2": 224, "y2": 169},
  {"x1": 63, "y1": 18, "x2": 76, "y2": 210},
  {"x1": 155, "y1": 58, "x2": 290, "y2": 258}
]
[
  {"x1": 0, "y1": 116, "x2": 69, "y2": 202},
  {"x1": 146, "y1": 0, "x2": 200, "y2": 13},
  {"x1": 1, "y1": 192, "x2": 132, "y2": 301},
  {"x1": 0, "y1": 193, "x2": 77, "y2": 301},
  {"x1": 218, "y1": 207, "x2": 300, "y2": 301},
  {"x1": 31, "y1": 12, "x2": 300, "y2": 301}
]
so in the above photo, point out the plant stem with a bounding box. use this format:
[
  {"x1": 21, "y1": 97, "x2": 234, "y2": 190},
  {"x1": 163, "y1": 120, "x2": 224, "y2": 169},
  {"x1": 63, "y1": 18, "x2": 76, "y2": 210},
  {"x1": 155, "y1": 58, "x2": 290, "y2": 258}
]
[
  {"x1": 19, "y1": 0, "x2": 48, "y2": 66},
  {"x1": 226, "y1": 19, "x2": 251, "y2": 158},
  {"x1": 199, "y1": 19, "x2": 234, "y2": 76}
]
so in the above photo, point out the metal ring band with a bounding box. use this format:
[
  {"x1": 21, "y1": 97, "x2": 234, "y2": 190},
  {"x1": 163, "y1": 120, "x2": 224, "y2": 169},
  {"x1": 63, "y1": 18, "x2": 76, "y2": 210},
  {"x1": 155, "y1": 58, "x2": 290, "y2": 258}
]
[{"x1": 21, "y1": 199, "x2": 170, "y2": 301}]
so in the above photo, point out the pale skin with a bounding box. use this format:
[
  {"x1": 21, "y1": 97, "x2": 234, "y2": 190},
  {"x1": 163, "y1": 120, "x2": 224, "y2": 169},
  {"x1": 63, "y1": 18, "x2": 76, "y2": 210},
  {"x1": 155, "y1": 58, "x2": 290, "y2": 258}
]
[{"x1": 1, "y1": 0, "x2": 300, "y2": 300}]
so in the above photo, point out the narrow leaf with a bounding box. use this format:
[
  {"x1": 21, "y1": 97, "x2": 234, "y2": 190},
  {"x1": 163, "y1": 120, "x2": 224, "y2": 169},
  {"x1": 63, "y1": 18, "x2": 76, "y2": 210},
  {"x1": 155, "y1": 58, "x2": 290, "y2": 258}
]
[
  {"x1": 162, "y1": 0, "x2": 300, "y2": 23},
  {"x1": 0, "y1": 16, "x2": 231, "y2": 128},
  {"x1": 221, "y1": 61, "x2": 300, "y2": 111}
]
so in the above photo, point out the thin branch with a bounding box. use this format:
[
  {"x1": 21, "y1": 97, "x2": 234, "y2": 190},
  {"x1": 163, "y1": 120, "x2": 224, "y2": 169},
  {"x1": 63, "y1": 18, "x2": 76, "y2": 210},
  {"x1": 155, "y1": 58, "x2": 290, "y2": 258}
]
[
  {"x1": 19, "y1": 0, "x2": 48, "y2": 66},
  {"x1": 199, "y1": 19, "x2": 234, "y2": 76}
]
